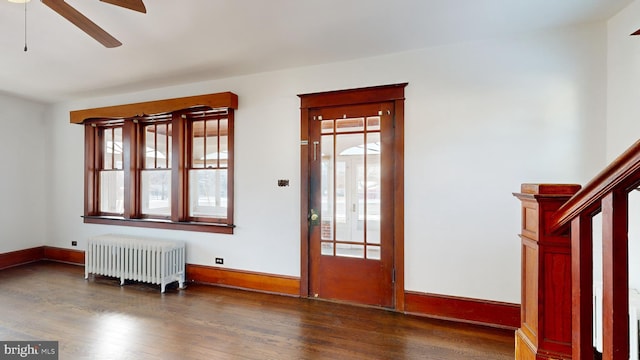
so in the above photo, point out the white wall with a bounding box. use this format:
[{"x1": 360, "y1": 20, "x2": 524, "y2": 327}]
[
  {"x1": 607, "y1": 0, "x2": 640, "y2": 161},
  {"x1": 607, "y1": 0, "x2": 640, "y2": 290},
  {"x1": 0, "y1": 94, "x2": 49, "y2": 253},
  {"x1": 43, "y1": 23, "x2": 607, "y2": 304},
  {"x1": 403, "y1": 26, "x2": 606, "y2": 302}
]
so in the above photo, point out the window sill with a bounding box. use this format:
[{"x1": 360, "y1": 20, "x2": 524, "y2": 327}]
[{"x1": 82, "y1": 216, "x2": 234, "y2": 234}]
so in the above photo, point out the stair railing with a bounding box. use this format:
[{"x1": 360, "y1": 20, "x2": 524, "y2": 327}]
[{"x1": 515, "y1": 139, "x2": 640, "y2": 360}]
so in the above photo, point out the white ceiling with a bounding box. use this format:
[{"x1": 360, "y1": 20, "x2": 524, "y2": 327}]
[{"x1": 0, "y1": 0, "x2": 634, "y2": 103}]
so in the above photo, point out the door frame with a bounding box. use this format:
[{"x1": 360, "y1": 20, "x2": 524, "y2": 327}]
[{"x1": 298, "y1": 83, "x2": 407, "y2": 311}]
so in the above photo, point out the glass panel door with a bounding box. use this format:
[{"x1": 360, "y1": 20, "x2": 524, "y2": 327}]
[
  {"x1": 307, "y1": 101, "x2": 394, "y2": 308},
  {"x1": 319, "y1": 115, "x2": 382, "y2": 260}
]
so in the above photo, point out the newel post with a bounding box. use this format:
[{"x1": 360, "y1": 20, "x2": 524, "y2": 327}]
[{"x1": 514, "y1": 184, "x2": 581, "y2": 360}]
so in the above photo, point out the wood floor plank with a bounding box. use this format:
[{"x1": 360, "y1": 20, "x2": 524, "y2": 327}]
[{"x1": 0, "y1": 262, "x2": 514, "y2": 359}]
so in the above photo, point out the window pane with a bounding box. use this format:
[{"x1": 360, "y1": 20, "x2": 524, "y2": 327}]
[
  {"x1": 204, "y1": 119, "x2": 218, "y2": 168},
  {"x1": 335, "y1": 243, "x2": 364, "y2": 258},
  {"x1": 144, "y1": 125, "x2": 155, "y2": 168},
  {"x1": 336, "y1": 117, "x2": 364, "y2": 133},
  {"x1": 189, "y1": 169, "x2": 227, "y2": 218},
  {"x1": 335, "y1": 133, "x2": 365, "y2": 243},
  {"x1": 103, "y1": 129, "x2": 113, "y2": 169},
  {"x1": 366, "y1": 116, "x2": 381, "y2": 131},
  {"x1": 218, "y1": 119, "x2": 228, "y2": 169},
  {"x1": 321, "y1": 119, "x2": 334, "y2": 134},
  {"x1": 113, "y1": 127, "x2": 122, "y2": 169},
  {"x1": 141, "y1": 170, "x2": 171, "y2": 217},
  {"x1": 192, "y1": 120, "x2": 205, "y2": 169},
  {"x1": 367, "y1": 245, "x2": 381, "y2": 260},
  {"x1": 165, "y1": 124, "x2": 172, "y2": 168},
  {"x1": 145, "y1": 123, "x2": 171, "y2": 169},
  {"x1": 321, "y1": 242, "x2": 333, "y2": 256},
  {"x1": 321, "y1": 134, "x2": 334, "y2": 241},
  {"x1": 100, "y1": 170, "x2": 123, "y2": 214},
  {"x1": 366, "y1": 133, "x2": 381, "y2": 245},
  {"x1": 103, "y1": 127, "x2": 123, "y2": 170},
  {"x1": 335, "y1": 160, "x2": 348, "y2": 241}
]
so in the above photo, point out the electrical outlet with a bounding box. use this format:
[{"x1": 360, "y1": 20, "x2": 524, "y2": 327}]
[
  {"x1": 215, "y1": 258, "x2": 224, "y2": 265},
  {"x1": 71, "y1": 241, "x2": 77, "y2": 246}
]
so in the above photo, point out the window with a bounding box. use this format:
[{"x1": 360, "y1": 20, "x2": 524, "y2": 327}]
[
  {"x1": 188, "y1": 113, "x2": 230, "y2": 221},
  {"x1": 141, "y1": 120, "x2": 172, "y2": 218},
  {"x1": 99, "y1": 125, "x2": 124, "y2": 215},
  {"x1": 78, "y1": 93, "x2": 238, "y2": 234}
]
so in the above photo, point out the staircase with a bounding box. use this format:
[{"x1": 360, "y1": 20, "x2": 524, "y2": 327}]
[{"x1": 515, "y1": 139, "x2": 640, "y2": 360}]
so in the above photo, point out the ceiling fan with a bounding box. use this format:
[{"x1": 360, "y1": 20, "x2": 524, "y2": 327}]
[{"x1": 40, "y1": 0, "x2": 146, "y2": 48}]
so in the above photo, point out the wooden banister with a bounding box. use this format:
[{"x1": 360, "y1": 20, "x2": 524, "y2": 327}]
[
  {"x1": 516, "y1": 139, "x2": 640, "y2": 360},
  {"x1": 552, "y1": 138, "x2": 640, "y2": 234}
]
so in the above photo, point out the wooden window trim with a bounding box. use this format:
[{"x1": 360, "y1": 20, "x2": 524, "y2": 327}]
[
  {"x1": 123, "y1": 119, "x2": 138, "y2": 219},
  {"x1": 77, "y1": 92, "x2": 238, "y2": 234},
  {"x1": 185, "y1": 111, "x2": 234, "y2": 224},
  {"x1": 139, "y1": 119, "x2": 172, "y2": 220},
  {"x1": 82, "y1": 216, "x2": 235, "y2": 234},
  {"x1": 70, "y1": 92, "x2": 238, "y2": 124}
]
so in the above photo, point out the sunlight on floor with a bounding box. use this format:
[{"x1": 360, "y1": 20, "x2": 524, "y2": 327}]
[{"x1": 92, "y1": 313, "x2": 140, "y2": 358}]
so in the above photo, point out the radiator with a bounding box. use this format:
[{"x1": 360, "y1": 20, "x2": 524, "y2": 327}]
[
  {"x1": 593, "y1": 283, "x2": 640, "y2": 359},
  {"x1": 85, "y1": 234, "x2": 186, "y2": 293}
]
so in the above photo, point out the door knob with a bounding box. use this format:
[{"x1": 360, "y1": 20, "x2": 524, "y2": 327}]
[{"x1": 309, "y1": 209, "x2": 320, "y2": 226}]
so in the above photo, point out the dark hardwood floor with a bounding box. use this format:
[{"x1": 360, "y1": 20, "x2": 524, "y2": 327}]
[{"x1": 0, "y1": 261, "x2": 515, "y2": 359}]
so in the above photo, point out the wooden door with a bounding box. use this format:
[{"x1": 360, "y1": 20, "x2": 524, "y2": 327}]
[{"x1": 307, "y1": 102, "x2": 395, "y2": 307}]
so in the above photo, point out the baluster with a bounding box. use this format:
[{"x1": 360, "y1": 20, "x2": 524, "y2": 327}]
[
  {"x1": 571, "y1": 214, "x2": 593, "y2": 360},
  {"x1": 602, "y1": 191, "x2": 629, "y2": 360}
]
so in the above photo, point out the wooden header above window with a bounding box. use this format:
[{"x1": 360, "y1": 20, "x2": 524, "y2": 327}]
[{"x1": 70, "y1": 92, "x2": 239, "y2": 124}]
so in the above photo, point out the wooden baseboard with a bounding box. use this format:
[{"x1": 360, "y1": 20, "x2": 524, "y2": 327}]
[
  {"x1": 186, "y1": 264, "x2": 301, "y2": 296},
  {"x1": 0, "y1": 247, "x2": 45, "y2": 270},
  {"x1": 404, "y1": 291, "x2": 520, "y2": 330},
  {"x1": 0, "y1": 246, "x2": 300, "y2": 297},
  {"x1": 44, "y1": 246, "x2": 85, "y2": 265}
]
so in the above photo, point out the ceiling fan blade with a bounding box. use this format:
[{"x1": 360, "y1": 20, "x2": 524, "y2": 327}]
[
  {"x1": 100, "y1": 0, "x2": 146, "y2": 13},
  {"x1": 41, "y1": 0, "x2": 122, "y2": 48},
  {"x1": 632, "y1": 29, "x2": 640, "y2": 36}
]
